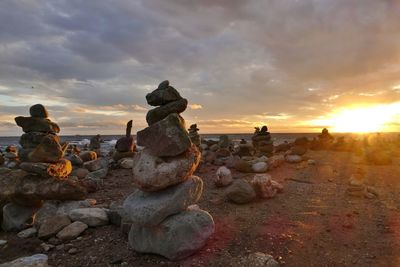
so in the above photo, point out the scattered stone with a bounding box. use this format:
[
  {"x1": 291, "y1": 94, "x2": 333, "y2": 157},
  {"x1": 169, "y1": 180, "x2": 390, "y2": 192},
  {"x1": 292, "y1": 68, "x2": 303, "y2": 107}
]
[
  {"x1": 69, "y1": 208, "x2": 109, "y2": 227},
  {"x1": 17, "y1": 227, "x2": 37, "y2": 238},
  {"x1": 0, "y1": 254, "x2": 49, "y2": 267},
  {"x1": 226, "y1": 179, "x2": 257, "y2": 204},
  {"x1": 246, "y1": 252, "x2": 280, "y2": 267},
  {"x1": 131, "y1": 145, "x2": 200, "y2": 192},
  {"x1": 83, "y1": 158, "x2": 107, "y2": 172},
  {"x1": 252, "y1": 162, "x2": 268, "y2": 173},
  {"x1": 119, "y1": 158, "x2": 134, "y2": 169},
  {"x1": 0, "y1": 240, "x2": 7, "y2": 246},
  {"x1": 123, "y1": 176, "x2": 203, "y2": 226},
  {"x1": 2, "y1": 203, "x2": 36, "y2": 231},
  {"x1": 38, "y1": 215, "x2": 71, "y2": 239},
  {"x1": 215, "y1": 166, "x2": 233, "y2": 187},
  {"x1": 268, "y1": 155, "x2": 285, "y2": 169},
  {"x1": 128, "y1": 209, "x2": 214, "y2": 261},
  {"x1": 308, "y1": 159, "x2": 316, "y2": 165},
  {"x1": 285, "y1": 155, "x2": 302, "y2": 163},
  {"x1": 251, "y1": 174, "x2": 283, "y2": 199},
  {"x1": 40, "y1": 243, "x2": 54, "y2": 252},
  {"x1": 234, "y1": 159, "x2": 253, "y2": 173}
]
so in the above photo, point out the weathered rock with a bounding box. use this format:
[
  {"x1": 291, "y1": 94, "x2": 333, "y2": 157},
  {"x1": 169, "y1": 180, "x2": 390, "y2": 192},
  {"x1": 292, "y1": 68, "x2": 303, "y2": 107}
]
[
  {"x1": 38, "y1": 215, "x2": 71, "y2": 239},
  {"x1": 234, "y1": 159, "x2": 253, "y2": 173},
  {"x1": 19, "y1": 159, "x2": 72, "y2": 178},
  {"x1": 79, "y1": 151, "x2": 97, "y2": 162},
  {"x1": 56, "y1": 221, "x2": 88, "y2": 241},
  {"x1": 123, "y1": 176, "x2": 203, "y2": 226},
  {"x1": 132, "y1": 144, "x2": 200, "y2": 192},
  {"x1": 2, "y1": 203, "x2": 36, "y2": 231},
  {"x1": 20, "y1": 135, "x2": 65, "y2": 163},
  {"x1": 83, "y1": 158, "x2": 107, "y2": 172},
  {"x1": 86, "y1": 168, "x2": 108, "y2": 180},
  {"x1": 20, "y1": 132, "x2": 59, "y2": 149},
  {"x1": 245, "y1": 252, "x2": 280, "y2": 267},
  {"x1": 285, "y1": 155, "x2": 302, "y2": 163},
  {"x1": 15, "y1": 116, "x2": 60, "y2": 134},
  {"x1": 17, "y1": 227, "x2": 37, "y2": 238},
  {"x1": 68, "y1": 208, "x2": 109, "y2": 227},
  {"x1": 137, "y1": 113, "x2": 191, "y2": 157},
  {"x1": 146, "y1": 98, "x2": 188, "y2": 125},
  {"x1": 0, "y1": 254, "x2": 49, "y2": 267},
  {"x1": 70, "y1": 168, "x2": 89, "y2": 179},
  {"x1": 119, "y1": 158, "x2": 134, "y2": 169},
  {"x1": 215, "y1": 166, "x2": 233, "y2": 187},
  {"x1": 251, "y1": 174, "x2": 283, "y2": 199},
  {"x1": 252, "y1": 162, "x2": 268, "y2": 173},
  {"x1": 146, "y1": 80, "x2": 182, "y2": 106},
  {"x1": 29, "y1": 104, "x2": 49, "y2": 118},
  {"x1": 113, "y1": 151, "x2": 136, "y2": 162},
  {"x1": 226, "y1": 179, "x2": 256, "y2": 204},
  {"x1": 128, "y1": 209, "x2": 214, "y2": 260}
]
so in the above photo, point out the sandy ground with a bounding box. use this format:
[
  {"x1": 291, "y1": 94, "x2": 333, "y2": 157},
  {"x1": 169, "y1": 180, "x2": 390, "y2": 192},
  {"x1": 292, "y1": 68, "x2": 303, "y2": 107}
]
[{"x1": 1, "y1": 150, "x2": 400, "y2": 267}]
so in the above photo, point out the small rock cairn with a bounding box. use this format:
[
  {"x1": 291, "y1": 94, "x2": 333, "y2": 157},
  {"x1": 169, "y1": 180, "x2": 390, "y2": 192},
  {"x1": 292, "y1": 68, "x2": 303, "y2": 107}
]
[
  {"x1": 252, "y1": 125, "x2": 274, "y2": 156},
  {"x1": 123, "y1": 81, "x2": 215, "y2": 260},
  {"x1": 188, "y1": 123, "x2": 201, "y2": 147}
]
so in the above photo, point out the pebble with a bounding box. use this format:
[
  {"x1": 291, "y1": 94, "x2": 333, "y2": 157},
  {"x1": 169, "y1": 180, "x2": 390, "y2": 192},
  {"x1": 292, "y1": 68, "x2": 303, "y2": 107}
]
[
  {"x1": 17, "y1": 227, "x2": 37, "y2": 239},
  {"x1": 40, "y1": 243, "x2": 55, "y2": 252},
  {"x1": 68, "y1": 248, "x2": 78, "y2": 254},
  {"x1": 0, "y1": 240, "x2": 7, "y2": 246}
]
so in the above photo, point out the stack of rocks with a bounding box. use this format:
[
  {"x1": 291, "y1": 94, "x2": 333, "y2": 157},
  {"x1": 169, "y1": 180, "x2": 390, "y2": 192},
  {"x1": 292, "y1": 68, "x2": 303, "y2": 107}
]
[
  {"x1": 188, "y1": 124, "x2": 201, "y2": 147},
  {"x1": 89, "y1": 134, "x2": 102, "y2": 155},
  {"x1": 113, "y1": 120, "x2": 137, "y2": 162},
  {"x1": 347, "y1": 168, "x2": 378, "y2": 198},
  {"x1": 123, "y1": 81, "x2": 214, "y2": 260},
  {"x1": 235, "y1": 139, "x2": 253, "y2": 157},
  {"x1": 311, "y1": 128, "x2": 334, "y2": 150},
  {"x1": 1, "y1": 104, "x2": 87, "y2": 231},
  {"x1": 252, "y1": 126, "x2": 274, "y2": 156}
]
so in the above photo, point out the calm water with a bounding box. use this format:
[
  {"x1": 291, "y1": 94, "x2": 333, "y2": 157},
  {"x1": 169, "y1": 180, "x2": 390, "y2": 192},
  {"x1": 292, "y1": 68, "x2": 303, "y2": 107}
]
[{"x1": 1, "y1": 132, "x2": 398, "y2": 152}]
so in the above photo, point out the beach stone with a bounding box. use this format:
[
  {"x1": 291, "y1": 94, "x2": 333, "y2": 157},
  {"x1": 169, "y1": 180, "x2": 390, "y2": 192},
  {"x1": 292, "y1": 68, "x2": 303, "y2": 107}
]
[
  {"x1": 86, "y1": 168, "x2": 108, "y2": 180},
  {"x1": 252, "y1": 162, "x2": 268, "y2": 173},
  {"x1": 38, "y1": 215, "x2": 71, "y2": 239},
  {"x1": 146, "y1": 98, "x2": 188, "y2": 126},
  {"x1": 138, "y1": 113, "x2": 191, "y2": 157},
  {"x1": 83, "y1": 158, "x2": 106, "y2": 172},
  {"x1": 79, "y1": 151, "x2": 97, "y2": 162},
  {"x1": 21, "y1": 135, "x2": 65, "y2": 163},
  {"x1": 119, "y1": 158, "x2": 134, "y2": 169},
  {"x1": 17, "y1": 227, "x2": 37, "y2": 238},
  {"x1": 29, "y1": 104, "x2": 49, "y2": 118},
  {"x1": 128, "y1": 209, "x2": 214, "y2": 260},
  {"x1": 19, "y1": 159, "x2": 72, "y2": 178},
  {"x1": 0, "y1": 240, "x2": 6, "y2": 246},
  {"x1": 69, "y1": 155, "x2": 83, "y2": 166},
  {"x1": 113, "y1": 151, "x2": 136, "y2": 162},
  {"x1": 251, "y1": 174, "x2": 282, "y2": 199},
  {"x1": 56, "y1": 221, "x2": 88, "y2": 241},
  {"x1": 146, "y1": 80, "x2": 182, "y2": 106},
  {"x1": 0, "y1": 254, "x2": 49, "y2": 267},
  {"x1": 70, "y1": 168, "x2": 89, "y2": 179},
  {"x1": 68, "y1": 208, "x2": 109, "y2": 227},
  {"x1": 15, "y1": 116, "x2": 60, "y2": 134},
  {"x1": 226, "y1": 179, "x2": 257, "y2": 204},
  {"x1": 215, "y1": 166, "x2": 233, "y2": 187},
  {"x1": 289, "y1": 145, "x2": 308, "y2": 156},
  {"x1": 2, "y1": 203, "x2": 36, "y2": 231},
  {"x1": 285, "y1": 155, "x2": 302, "y2": 163},
  {"x1": 123, "y1": 176, "x2": 203, "y2": 226},
  {"x1": 234, "y1": 159, "x2": 253, "y2": 173},
  {"x1": 246, "y1": 252, "x2": 279, "y2": 267},
  {"x1": 132, "y1": 144, "x2": 200, "y2": 192},
  {"x1": 115, "y1": 136, "x2": 135, "y2": 153}
]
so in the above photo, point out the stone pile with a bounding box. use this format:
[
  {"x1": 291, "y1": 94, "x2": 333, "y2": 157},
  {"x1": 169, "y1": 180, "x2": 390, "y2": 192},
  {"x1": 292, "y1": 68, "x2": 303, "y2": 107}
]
[
  {"x1": 311, "y1": 128, "x2": 334, "y2": 150},
  {"x1": 89, "y1": 134, "x2": 102, "y2": 154},
  {"x1": 234, "y1": 139, "x2": 253, "y2": 157},
  {"x1": 123, "y1": 81, "x2": 214, "y2": 260},
  {"x1": 252, "y1": 126, "x2": 274, "y2": 156},
  {"x1": 113, "y1": 120, "x2": 137, "y2": 165},
  {"x1": 346, "y1": 168, "x2": 378, "y2": 198},
  {"x1": 188, "y1": 124, "x2": 201, "y2": 147},
  {"x1": 1, "y1": 104, "x2": 88, "y2": 232}
]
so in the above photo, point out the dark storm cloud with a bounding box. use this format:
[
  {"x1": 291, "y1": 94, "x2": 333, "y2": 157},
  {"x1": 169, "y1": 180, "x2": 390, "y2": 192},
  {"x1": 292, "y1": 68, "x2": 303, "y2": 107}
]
[{"x1": 1, "y1": 0, "x2": 400, "y2": 135}]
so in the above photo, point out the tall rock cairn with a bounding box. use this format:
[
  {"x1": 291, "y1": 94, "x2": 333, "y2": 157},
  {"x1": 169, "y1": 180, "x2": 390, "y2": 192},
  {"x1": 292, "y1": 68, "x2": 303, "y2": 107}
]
[
  {"x1": 252, "y1": 125, "x2": 274, "y2": 156},
  {"x1": 123, "y1": 81, "x2": 214, "y2": 260}
]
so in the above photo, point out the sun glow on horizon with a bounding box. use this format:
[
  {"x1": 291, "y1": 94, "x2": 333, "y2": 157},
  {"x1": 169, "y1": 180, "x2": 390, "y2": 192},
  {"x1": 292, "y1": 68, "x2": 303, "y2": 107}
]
[{"x1": 310, "y1": 103, "x2": 400, "y2": 133}]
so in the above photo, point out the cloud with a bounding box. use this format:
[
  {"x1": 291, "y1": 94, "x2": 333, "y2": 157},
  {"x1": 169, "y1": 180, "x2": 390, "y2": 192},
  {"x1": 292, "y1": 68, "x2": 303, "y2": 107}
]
[{"x1": 1, "y1": 0, "x2": 400, "y2": 135}]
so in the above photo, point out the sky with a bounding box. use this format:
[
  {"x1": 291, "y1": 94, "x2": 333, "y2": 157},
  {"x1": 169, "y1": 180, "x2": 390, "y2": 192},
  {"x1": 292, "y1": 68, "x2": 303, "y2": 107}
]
[{"x1": 1, "y1": 0, "x2": 400, "y2": 136}]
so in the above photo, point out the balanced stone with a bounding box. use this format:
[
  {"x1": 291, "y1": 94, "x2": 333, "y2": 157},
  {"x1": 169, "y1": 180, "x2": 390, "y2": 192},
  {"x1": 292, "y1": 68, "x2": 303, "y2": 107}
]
[
  {"x1": 19, "y1": 159, "x2": 72, "y2": 178},
  {"x1": 115, "y1": 120, "x2": 136, "y2": 153},
  {"x1": 15, "y1": 117, "x2": 60, "y2": 134},
  {"x1": 29, "y1": 104, "x2": 49, "y2": 118},
  {"x1": 89, "y1": 134, "x2": 102, "y2": 150},
  {"x1": 146, "y1": 80, "x2": 182, "y2": 106},
  {"x1": 38, "y1": 215, "x2": 71, "y2": 239},
  {"x1": 146, "y1": 98, "x2": 188, "y2": 125},
  {"x1": 131, "y1": 144, "x2": 200, "y2": 192},
  {"x1": 137, "y1": 113, "x2": 192, "y2": 157},
  {"x1": 252, "y1": 126, "x2": 273, "y2": 156},
  {"x1": 19, "y1": 135, "x2": 66, "y2": 163},
  {"x1": 20, "y1": 132, "x2": 59, "y2": 149},
  {"x1": 123, "y1": 176, "x2": 203, "y2": 226},
  {"x1": 188, "y1": 124, "x2": 201, "y2": 147},
  {"x1": 128, "y1": 209, "x2": 215, "y2": 260}
]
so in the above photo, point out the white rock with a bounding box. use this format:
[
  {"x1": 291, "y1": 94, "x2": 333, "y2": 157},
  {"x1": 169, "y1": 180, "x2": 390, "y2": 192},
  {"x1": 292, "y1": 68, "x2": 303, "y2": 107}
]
[
  {"x1": 252, "y1": 162, "x2": 268, "y2": 173},
  {"x1": 69, "y1": 208, "x2": 109, "y2": 227},
  {"x1": 251, "y1": 174, "x2": 283, "y2": 199},
  {"x1": 285, "y1": 155, "x2": 302, "y2": 163},
  {"x1": 214, "y1": 166, "x2": 233, "y2": 187},
  {"x1": 0, "y1": 240, "x2": 7, "y2": 246},
  {"x1": 17, "y1": 227, "x2": 37, "y2": 239},
  {"x1": 0, "y1": 254, "x2": 48, "y2": 267}
]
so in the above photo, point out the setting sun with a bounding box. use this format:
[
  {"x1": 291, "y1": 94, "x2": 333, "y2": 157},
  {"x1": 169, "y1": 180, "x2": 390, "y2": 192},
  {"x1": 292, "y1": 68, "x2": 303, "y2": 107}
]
[{"x1": 311, "y1": 102, "x2": 400, "y2": 133}]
